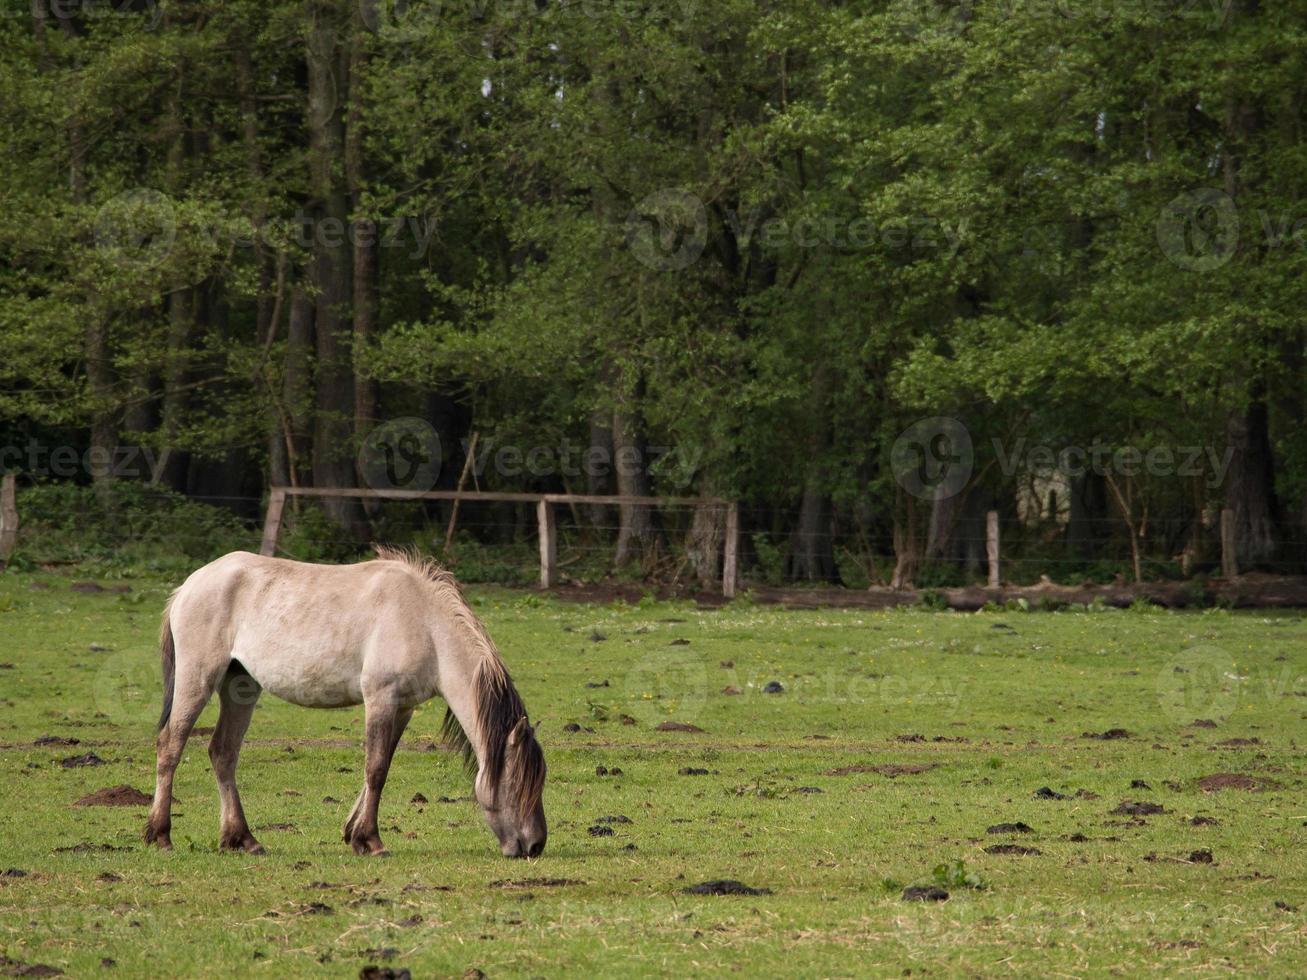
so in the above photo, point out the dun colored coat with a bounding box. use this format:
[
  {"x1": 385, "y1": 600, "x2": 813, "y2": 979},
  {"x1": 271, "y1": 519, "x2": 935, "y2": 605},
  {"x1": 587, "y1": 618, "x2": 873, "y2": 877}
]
[{"x1": 144, "y1": 548, "x2": 547, "y2": 858}]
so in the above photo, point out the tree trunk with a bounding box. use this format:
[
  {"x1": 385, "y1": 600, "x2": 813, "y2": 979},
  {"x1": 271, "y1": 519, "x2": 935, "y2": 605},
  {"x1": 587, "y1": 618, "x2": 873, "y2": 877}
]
[
  {"x1": 307, "y1": 0, "x2": 367, "y2": 538},
  {"x1": 685, "y1": 500, "x2": 725, "y2": 590},
  {"x1": 1218, "y1": 4, "x2": 1277, "y2": 569},
  {"x1": 1274, "y1": 329, "x2": 1306, "y2": 570},
  {"x1": 122, "y1": 342, "x2": 158, "y2": 445},
  {"x1": 1182, "y1": 474, "x2": 1205, "y2": 576},
  {"x1": 84, "y1": 315, "x2": 116, "y2": 489},
  {"x1": 1225, "y1": 391, "x2": 1279, "y2": 568},
  {"x1": 586, "y1": 414, "x2": 614, "y2": 537},
  {"x1": 281, "y1": 287, "x2": 315, "y2": 487},
  {"x1": 234, "y1": 38, "x2": 286, "y2": 491},
  {"x1": 788, "y1": 478, "x2": 838, "y2": 583},
  {"x1": 612, "y1": 404, "x2": 660, "y2": 567},
  {"x1": 787, "y1": 365, "x2": 839, "y2": 583},
  {"x1": 346, "y1": 21, "x2": 378, "y2": 442},
  {"x1": 61, "y1": 12, "x2": 114, "y2": 490},
  {"x1": 154, "y1": 70, "x2": 195, "y2": 494},
  {"x1": 890, "y1": 494, "x2": 921, "y2": 589},
  {"x1": 1066, "y1": 470, "x2": 1109, "y2": 558},
  {"x1": 929, "y1": 486, "x2": 987, "y2": 576},
  {"x1": 159, "y1": 287, "x2": 195, "y2": 492}
]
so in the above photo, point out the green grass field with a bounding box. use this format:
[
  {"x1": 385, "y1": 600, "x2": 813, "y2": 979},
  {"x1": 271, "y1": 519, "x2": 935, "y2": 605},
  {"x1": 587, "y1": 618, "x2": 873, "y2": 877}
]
[{"x1": 0, "y1": 565, "x2": 1304, "y2": 977}]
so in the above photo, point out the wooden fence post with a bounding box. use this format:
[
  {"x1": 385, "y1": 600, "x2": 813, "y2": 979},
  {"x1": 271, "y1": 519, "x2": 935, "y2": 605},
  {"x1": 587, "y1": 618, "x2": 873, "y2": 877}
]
[
  {"x1": 1220, "y1": 508, "x2": 1238, "y2": 580},
  {"x1": 537, "y1": 499, "x2": 557, "y2": 589},
  {"x1": 0, "y1": 473, "x2": 17, "y2": 562},
  {"x1": 260, "y1": 488, "x2": 287, "y2": 557},
  {"x1": 722, "y1": 502, "x2": 739, "y2": 599},
  {"x1": 986, "y1": 510, "x2": 1000, "y2": 589}
]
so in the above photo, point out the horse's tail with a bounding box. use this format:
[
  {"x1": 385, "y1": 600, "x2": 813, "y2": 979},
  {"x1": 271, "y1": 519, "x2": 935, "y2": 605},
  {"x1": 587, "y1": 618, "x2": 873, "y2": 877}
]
[{"x1": 158, "y1": 595, "x2": 176, "y2": 731}]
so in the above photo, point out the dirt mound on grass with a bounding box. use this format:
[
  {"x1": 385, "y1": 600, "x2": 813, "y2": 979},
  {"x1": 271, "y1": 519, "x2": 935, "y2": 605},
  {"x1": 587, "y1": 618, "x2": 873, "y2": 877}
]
[
  {"x1": 1197, "y1": 773, "x2": 1279, "y2": 793},
  {"x1": 984, "y1": 844, "x2": 1042, "y2": 856},
  {"x1": 682, "y1": 879, "x2": 772, "y2": 896},
  {"x1": 60, "y1": 753, "x2": 105, "y2": 768},
  {"x1": 0, "y1": 955, "x2": 63, "y2": 976},
  {"x1": 902, "y1": 885, "x2": 949, "y2": 902},
  {"x1": 73, "y1": 785, "x2": 152, "y2": 807},
  {"x1": 986, "y1": 822, "x2": 1034, "y2": 835},
  {"x1": 824, "y1": 763, "x2": 938, "y2": 777},
  {"x1": 1111, "y1": 800, "x2": 1165, "y2": 815},
  {"x1": 655, "y1": 721, "x2": 704, "y2": 733}
]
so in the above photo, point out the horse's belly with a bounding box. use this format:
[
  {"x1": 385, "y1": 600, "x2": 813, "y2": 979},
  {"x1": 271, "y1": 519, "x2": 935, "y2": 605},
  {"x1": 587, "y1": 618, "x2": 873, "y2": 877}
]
[{"x1": 236, "y1": 648, "x2": 365, "y2": 708}]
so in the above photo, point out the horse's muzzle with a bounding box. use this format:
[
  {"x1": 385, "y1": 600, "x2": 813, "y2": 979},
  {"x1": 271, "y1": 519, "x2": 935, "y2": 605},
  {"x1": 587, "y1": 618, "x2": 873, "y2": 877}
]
[{"x1": 503, "y1": 836, "x2": 546, "y2": 859}]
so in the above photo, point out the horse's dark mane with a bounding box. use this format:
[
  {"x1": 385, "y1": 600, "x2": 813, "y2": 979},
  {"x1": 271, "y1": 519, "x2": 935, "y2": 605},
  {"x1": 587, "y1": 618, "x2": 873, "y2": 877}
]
[
  {"x1": 373, "y1": 548, "x2": 545, "y2": 817},
  {"x1": 440, "y1": 662, "x2": 546, "y2": 818}
]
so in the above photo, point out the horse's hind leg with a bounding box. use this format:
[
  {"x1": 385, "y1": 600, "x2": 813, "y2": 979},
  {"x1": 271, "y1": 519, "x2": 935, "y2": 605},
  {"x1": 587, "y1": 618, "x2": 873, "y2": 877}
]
[
  {"x1": 344, "y1": 702, "x2": 413, "y2": 856},
  {"x1": 145, "y1": 661, "x2": 222, "y2": 849},
  {"x1": 211, "y1": 663, "x2": 263, "y2": 854}
]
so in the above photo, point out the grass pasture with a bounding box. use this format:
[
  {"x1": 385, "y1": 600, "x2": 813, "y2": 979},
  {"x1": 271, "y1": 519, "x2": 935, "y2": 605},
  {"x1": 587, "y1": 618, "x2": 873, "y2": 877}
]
[{"x1": 0, "y1": 567, "x2": 1305, "y2": 977}]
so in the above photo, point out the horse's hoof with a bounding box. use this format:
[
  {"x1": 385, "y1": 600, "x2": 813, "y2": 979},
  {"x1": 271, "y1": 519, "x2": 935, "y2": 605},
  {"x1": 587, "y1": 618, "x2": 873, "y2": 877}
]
[{"x1": 221, "y1": 830, "x2": 264, "y2": 854}]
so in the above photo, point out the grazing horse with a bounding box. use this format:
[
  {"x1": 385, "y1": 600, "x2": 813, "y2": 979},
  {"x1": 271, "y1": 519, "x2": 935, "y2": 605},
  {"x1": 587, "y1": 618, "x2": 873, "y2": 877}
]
[{"x1": 144, "y1": 548, "x2": 547, "y2": 858}]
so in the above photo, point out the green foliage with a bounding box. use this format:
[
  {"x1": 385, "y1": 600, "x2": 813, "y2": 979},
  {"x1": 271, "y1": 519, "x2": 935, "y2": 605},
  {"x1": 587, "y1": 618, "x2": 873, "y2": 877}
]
[
  {"x1": 16, "y1": 482, "x2": 254, "y2": 566},
  {"x1": 274, "y1": 506, "x2": 369, "y2": 566},
  {"x1": 750, "y1": 534, "x2": 787, "y2": 588},
  {"x1": 439, "y1": 538, "x2": 539, "y2": 587},
  {"x1": 916, "y1": 589, "x2": 949, "y2": 611},
  {"x1": 3, "y1": 0, "x2": 1307, "y2": 586},
  {"x1": 932, "y1": 860, "x2": 988, "y2": 891}
]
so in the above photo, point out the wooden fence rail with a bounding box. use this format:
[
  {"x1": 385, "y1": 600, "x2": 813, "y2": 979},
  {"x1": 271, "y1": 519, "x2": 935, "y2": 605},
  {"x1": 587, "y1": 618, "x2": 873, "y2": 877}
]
[{"x1": 260, "y1": 487, "x2": 740, "y2": 598}]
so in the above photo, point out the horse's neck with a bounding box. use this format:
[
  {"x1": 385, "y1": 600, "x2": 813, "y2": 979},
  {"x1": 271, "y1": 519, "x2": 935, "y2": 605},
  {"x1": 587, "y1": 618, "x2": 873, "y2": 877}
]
[{"x1": 436, "y1": 621, "x2": 495, "y2": 773}]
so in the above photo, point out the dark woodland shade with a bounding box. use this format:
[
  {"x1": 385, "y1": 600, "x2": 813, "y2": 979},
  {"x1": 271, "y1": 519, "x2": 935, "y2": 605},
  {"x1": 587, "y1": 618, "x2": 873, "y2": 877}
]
[{"x1": 8, "y1": 4, "x2": 1306, "y2": 592}]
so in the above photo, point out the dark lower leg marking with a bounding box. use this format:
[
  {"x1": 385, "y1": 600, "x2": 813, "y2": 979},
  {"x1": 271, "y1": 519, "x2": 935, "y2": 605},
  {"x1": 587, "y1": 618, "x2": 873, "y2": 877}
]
[
  {"x1": 145, "y1": 702, "x2": 207, "y2": 848},
  {"x1": 212, "y1": 664, "x2": 262, "y2": 853},
  {"x1": 348, "y1": 706, "x2": 411, "y2": 856}
]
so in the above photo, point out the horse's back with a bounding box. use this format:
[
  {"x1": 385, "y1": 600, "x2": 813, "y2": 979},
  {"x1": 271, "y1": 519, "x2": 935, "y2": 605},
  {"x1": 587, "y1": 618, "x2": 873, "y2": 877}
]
[{"x1": 170, "y1": 553, "x2": 436, "y2": 709}]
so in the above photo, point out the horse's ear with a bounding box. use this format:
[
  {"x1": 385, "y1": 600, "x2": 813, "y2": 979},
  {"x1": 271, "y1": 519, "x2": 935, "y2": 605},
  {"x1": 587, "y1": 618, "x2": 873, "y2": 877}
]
[{"x1": 508, "y1": 716, "x2": 530, "y2": 747}]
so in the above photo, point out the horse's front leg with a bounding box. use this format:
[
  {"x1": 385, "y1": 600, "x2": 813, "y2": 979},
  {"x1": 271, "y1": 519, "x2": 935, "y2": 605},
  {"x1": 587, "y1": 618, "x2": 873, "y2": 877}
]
[{"x1": 346, "y1": 701, "x2": 412, "y2": 856}]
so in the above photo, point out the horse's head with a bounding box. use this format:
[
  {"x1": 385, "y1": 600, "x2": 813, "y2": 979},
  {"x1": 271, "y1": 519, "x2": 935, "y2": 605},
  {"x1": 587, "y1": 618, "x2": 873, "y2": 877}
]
[{"x1": 476, "y1": 716, "x2": 547, "y2": 858}]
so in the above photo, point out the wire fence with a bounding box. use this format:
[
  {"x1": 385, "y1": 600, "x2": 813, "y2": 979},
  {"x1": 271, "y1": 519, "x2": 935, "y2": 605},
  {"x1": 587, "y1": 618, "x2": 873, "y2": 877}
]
[{"x1": 5, "y1": 478, "x2": 1304, "y2": 591}]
